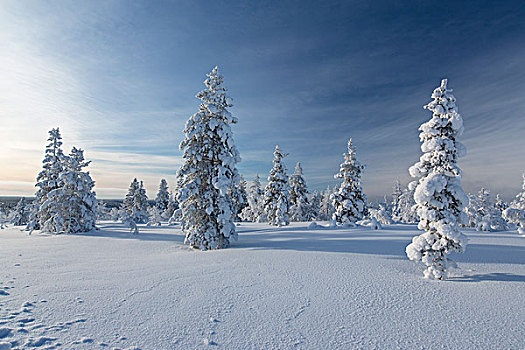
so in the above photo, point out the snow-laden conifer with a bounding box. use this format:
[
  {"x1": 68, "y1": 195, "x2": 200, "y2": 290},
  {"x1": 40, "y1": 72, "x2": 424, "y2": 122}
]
[
  {"x1": 27, "y1": 128, "x2": 65, "y2": 232},
  {"x1": 155, "y1": 179, "x2": 170, "y2": 212},
  {"x1": 406, "y1": 79, "x2": 469, "y2": 280},
  {"x1": 240, "y1": 174, "x2": 266, "y2": 222},
  {"x1": 504, "y1": 173, "x2": 525, "y2": 234},
  {"x1": 121, "y1": 178, "x2": 149, "y2": 226},
  {"x1": 49, "y1": 147, "x2": 97, "y2": 233},
  {"x1": 510, "y1": 173, "x2": 525, "y2": 211},
  {"x1": 177, "y1": 66, "x2": 241, "y2": 250},
  {"x1": 264, "y1": 146, "x2": 290, "y2": 226},
  {"x1": 309, "y1": 191, "x2": 322, "y2": 220},
  {"x1": 391, "y1": 179, "x2": 402, "y2": 221},
  {"x1": 332, "y1": 139, "x2": 367, "y2": 224},
  {"x1": 11, "y1": 197, "x2": 29, "y2": 226},
  {"x1": 289, "y1": 162, "x2": 312, "y2": 222},
  {"x1": 318, "y1": 186, "x2": 334, "y2": 221},
  {"x1": 395, "y1": 184, "x2": 418, "y2": 223}
]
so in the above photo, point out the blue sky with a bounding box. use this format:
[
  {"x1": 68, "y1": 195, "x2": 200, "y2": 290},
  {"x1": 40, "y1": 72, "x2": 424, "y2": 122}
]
[{"x1": 1, "y1": 0, "x2": 524, "y2": 200}]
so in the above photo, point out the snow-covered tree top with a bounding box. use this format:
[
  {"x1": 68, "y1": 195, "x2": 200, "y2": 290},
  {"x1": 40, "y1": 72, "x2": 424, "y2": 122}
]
[
  {"x1": 195, "y1": 66, "x2": 236, "y2": 123},
  {"x1": 335, "y1": 138, "x2": 364, "y2": 180},
  {"x1": 294, "y1": 162, "x2": 303, "y2": 176}
]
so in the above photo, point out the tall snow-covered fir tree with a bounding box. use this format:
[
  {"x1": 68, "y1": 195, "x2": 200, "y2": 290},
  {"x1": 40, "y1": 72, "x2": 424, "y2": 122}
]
[
  {"x1": 332, "y1": 139, "x2": 367, "y2": 224},
  {"x1": 289, "y1": 162, "x2": 312, "y2": 221},
  {"x1": 44, "y1": 147, "x2": 97, "y2": 233},
  {"x1": 177, "y1": 66, "x2": 241, "y2": 250},
  {"x1": 264, "y1": 146, "x2": 290, "y2": 226},
  {"x1": 406, "y1": 79, "x2": 469, "y2": 280},
  {"x1": 121, "y1": 178, "x2": 149, "y2": 225},
  {"x1": 11, "y1": 197, "x2": 29, "y2": 226},
  {"x1": 27, "y1": 128, "x2": 65, "y2": 232},
  {"x1": 155, "y1": 179, "x2": 170, "y2": 212}
]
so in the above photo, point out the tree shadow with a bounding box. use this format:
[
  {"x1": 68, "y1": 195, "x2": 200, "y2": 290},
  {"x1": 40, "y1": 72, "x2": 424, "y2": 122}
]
[{"x1": 449, "y1": 273, "x2": 525, "y2": 283}]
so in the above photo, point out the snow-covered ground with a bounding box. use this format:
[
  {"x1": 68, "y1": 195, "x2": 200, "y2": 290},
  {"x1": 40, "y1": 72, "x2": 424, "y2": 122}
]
[{"x1": 0, "y1": 222, "x2": 523, "y2": 349}]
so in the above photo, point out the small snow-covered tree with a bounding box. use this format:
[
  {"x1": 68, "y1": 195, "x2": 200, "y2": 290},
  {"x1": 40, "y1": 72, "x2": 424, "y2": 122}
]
[
  {"x1": 369, "y1": 202, "x2": 392, "y2": 225},
  {"x1": 11, "y1": 197, "x2": 29, "y2": 226},
  {"x1": 289, "y1": 162, "x2": 312, "y2": 222},
  {"x1": 264, "y1": 146, "x2": 290, "y2": 226},
  {"x1": 155, "y1": 179, "x2": 170, "y2": 212},
  {"x1": 391, "y1": 179, "x2": 402, "y2": 221},
  {"x1": 147, "y1": 206, "x2": 162, "y2": 226},
  {"x1": 121, "y1": 178, "x2": 149, "y2": 225},
  {"x1": 504, "y1": 173, "x2": 525, "y2": 234},
  {"x1": 317, "y1": 186, "x2": 334, "y2": 221},
  {"x1": 27, "y1": 128, "x2": 65, "y2": 232},
  {"x1": 406, "y1": 79, "x2": 469, "y2": 280},
  {"x1": 395, "y1": 184, "x2": 418, "y2": 223},
  {"x1": 332, "y1": 139, "x2": 367, "y2": 225},
  {"x1": 241, "y1": 174, "x2": 266, "y2": 222},
  {"x1": 177, "y1": 66, "x2": 241, "y2": 250},
  {"x1": 309, "y1": 191, "x2": 322, "y2": 220},
  {"x1": 510, "y1": 173, "x2": 525, "y2": 211}
]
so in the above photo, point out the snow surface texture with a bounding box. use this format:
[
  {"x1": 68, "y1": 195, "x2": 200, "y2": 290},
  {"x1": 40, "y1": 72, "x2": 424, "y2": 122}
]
[
  {"x1": 407, "y1": 79, "x2": 469, "y2": 280},
  {"x1": 1, "y1": 222, "x2": 523, "y2": 349}
]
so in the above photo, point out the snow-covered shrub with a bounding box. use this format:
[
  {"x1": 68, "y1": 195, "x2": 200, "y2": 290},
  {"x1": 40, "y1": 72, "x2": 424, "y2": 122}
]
[
  {"x1": 264, "y1": 146, "x2": 290, "y2": 226},
  {"x1": 289, "y1": 163, "x2": 313, "y2": 222},
  {"x1": 332, "y1": 139, "x2": 367, "y2": 225},
  {"x1": 369, "y1": 203, "x2": 392, "y2": 225},
  {"x1": 406, "y1": 79, "x2": 469, "y2": 280},
  {"x1": 177, "y1": 66, "x2": 241, "y2": 250},
  {"x1": 147, "y1": 206, "x2": 162, "y2": 226}
]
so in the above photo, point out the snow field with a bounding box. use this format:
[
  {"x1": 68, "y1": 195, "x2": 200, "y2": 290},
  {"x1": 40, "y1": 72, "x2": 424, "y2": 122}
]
[{"x1": 0, "y1": 222, "x2": 524, "y2": 349}]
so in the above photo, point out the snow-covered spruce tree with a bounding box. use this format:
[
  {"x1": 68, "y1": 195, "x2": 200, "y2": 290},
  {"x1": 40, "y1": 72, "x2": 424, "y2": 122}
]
[
  {"x1": 309, "y1": 191, "x2": 322, "y2": 220},
  {"x1": 264, "y1": 146, "x2": 290, "y2": 226},
  {"x1": 510, "y1": 173, "x2": 525, "y2": 211},
  {"x1": 503, "y1": 174, "x2": 525, "y2": 234},
  {"x1": 177, "y1": 66, "x2": 241, "y2": 250},
  {"x1": 155, "y1": 179, "x2": 170, "y2": 212},
  {"x1": 121, "y1": 178, "x2": 149, "y2": 225},
  {"x1": 471, "y1": 188, "x2": 506, "y2": 231},
  {"x1": 332, "y1": 139, "x2": 367, "y2": 225},
  {"x1": 11, "y1": 197, "x2": 29, "y2": 226},
  {"x1": 318, "y1": 186, "x2": 334, "y2": 221},
  {"x1": 406, "y1": 79, "x2": 469, "y2": 280},
  {"x1": 147, "y1": 206, "x2": 162, "y2": 226},
  {"x1": 396, "y1": 184, "x2": 418, "y2": 223},
  {"x1": 391, "y1": 179, "x2": 402, "y2": 221},
  {"x1": 27, "y1": 128, "x2": 65, "y2": 232},
  {"x1": 47, "y1": 147, "x2": 97, "y2": 233},
  {"x1": 289, "y1": 162, "x2": 312, "y2": 222}
]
